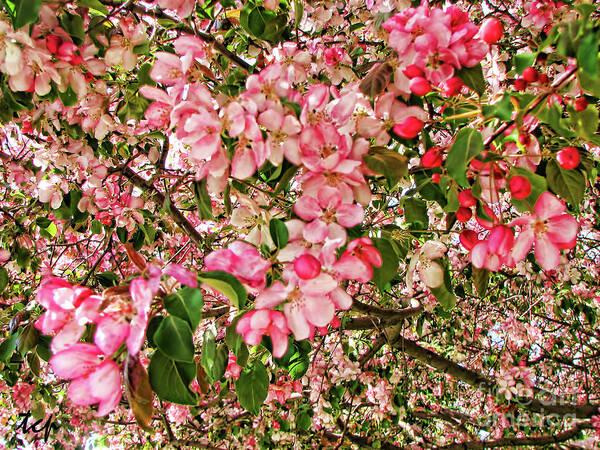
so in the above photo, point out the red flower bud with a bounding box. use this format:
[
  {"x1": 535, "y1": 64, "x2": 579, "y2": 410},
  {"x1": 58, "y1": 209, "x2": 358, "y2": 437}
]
[
  {"x1": 422, "y1": 147, "x2": 443, "y2": 168},
  {"x1": 456, "y1": 207, "x2": 473, "y2": 222},
  {"x1": 431, "y1": 173, "x2": 441, "y2": 183},
  {"x1": 458, "y1": 189, "x2": 477, "y2": 208},
  {"x1": 513, "y1": 78, "x2": 528, "y2": 91},
  {"x1": 393, "y1": 116, "x2": 424, "y2": 139},
  {"x1": 403, "y1": 64, "x2": 425, "y2": 79},
  {"x1": 574, "y1": 97, "x2": 588, "y2": 112},
  {"x1": 442, "y1": 77, "x2": 463, "y2": 96},
  {"x1": 460, "y1": 229, "x2": 479, "y2": 250},
  {"x1": 557, "y1": 147, "x2": 580, "y2": 170},
  {"x1": 409, "y1": 76, "x2": 432, "y2": 96},
  {"x1": 508, "y1": 175, "x2": 532, "y2": 199},
  {"x1": 522, "y1": 67, "x2": 539, "y2": 83},
  {"x1": 479, "y1": 17, "x2": 503, "y2": 44},
  {"x1": 46, "y1": 34, "x2": 62, "y2": 54}
]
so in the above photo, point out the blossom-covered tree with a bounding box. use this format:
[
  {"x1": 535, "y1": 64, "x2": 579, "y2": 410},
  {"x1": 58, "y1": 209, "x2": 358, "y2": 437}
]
[{"x1": 0, "y1": 0, "x2": 599, "y2": 447}]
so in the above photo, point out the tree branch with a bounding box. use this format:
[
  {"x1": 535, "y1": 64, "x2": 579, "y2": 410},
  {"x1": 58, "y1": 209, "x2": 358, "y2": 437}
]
[{"x1": 435, "y1": 423, "x2": 591, "y2": 449}]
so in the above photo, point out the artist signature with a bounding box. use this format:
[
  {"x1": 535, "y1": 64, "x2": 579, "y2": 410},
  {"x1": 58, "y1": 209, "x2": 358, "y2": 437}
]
[{"x1": 14, "y1": 412, "x2": 60, "y2": 442}]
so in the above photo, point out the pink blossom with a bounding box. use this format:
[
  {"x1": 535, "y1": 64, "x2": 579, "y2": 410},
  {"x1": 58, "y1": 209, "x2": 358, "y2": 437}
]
[
  {"x1": 50, "y1": 343, "x2": 122, "y2": 417},
  {"x1": 205, "y1": 241, "x2": 271, "y2": 290},
  {"x1": 511, "y1": 192, "x2": 578, "y2": 271},
  {"x1": 236, "y1": 310, "x2": 290, "y2": 358}
]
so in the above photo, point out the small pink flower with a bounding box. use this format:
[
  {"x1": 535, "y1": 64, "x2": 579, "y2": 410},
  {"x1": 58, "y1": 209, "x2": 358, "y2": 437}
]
[
  {"x1": 236, "y1": 310, "x2": 290, "y2": 358},
  {"x1": 205, "y1": 241, "x2": 271, "y2": 290},
  {"x1": 511, "y1": 192, "x2": 578, "y2": 271}
]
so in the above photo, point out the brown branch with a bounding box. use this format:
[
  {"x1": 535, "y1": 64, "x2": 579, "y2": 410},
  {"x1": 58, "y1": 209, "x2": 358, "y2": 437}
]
[
  {"x1": 392, "y1": 332, "x2": 600, "y2": 418},
  {"x1": 100, "y1": 0, "x2": 254, "y2": 72},
  {"x1": 345, "y1": 304, "x2": 423, "y2": 330},
  {"x1": 121, "y1": 167, "x2": 206, "y2": 249},
  {"x1": 483, "y1": 64, "x2": 578, "y2": 146},
  {"x1": 435, "y1": 423, "x2": 591, "y2": 449}
]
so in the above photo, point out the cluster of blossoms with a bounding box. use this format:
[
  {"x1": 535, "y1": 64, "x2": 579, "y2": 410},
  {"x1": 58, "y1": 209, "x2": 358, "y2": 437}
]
[
  {"x1": 34, "y1": 262, "x2": 196, "y2": 416},
  {"x1": 382, "y1": 2, "x2": 490, "y2": 96}
]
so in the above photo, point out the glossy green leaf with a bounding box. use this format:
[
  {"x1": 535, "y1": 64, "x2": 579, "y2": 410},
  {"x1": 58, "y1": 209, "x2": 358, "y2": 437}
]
[
  {"x1": 198, "y1": 271, "x2": 247, "y2": 309},
  {"x1": 10, "y1": 0, "x2": 42, "y2": 29},
  {"x1": 154, "y1": 315, "x2": 195, "y2": 363},
  {"x1": 269, "y1": 218, "x2": 289, "y2": 249},
  {"x1": 77, "y1": 0, "x2": 108, "y2": 15},
  {"x1": 577, "y1": 31, "x2": 598, "y2": 77},
  {"x1": 0, "y1": 333, "x2": 17, "y2": 363},
  {"x1": 481, "y1": 94, "x2": 514, "y2": 121},
  {"x1": 546, "y1": 159, "x2": 585, "y2": 206},
  {"x1": 371, "y1": 238, "x2": 399, "y2": 290},
  {"x1": 236, "y1": 361, "x2": 269, "y2": 414},
  {"x1": 454, "y1": 64, "x2": 486, "y2": 96},
  {"x1": 363, "y1": 147, "x2": 408, "y2": 188},
  {"x1": 148, "y1": 350, "x2": 198, "y2": 405},
  {"x1": 404, "y1": 197, "x2": 428, "y2": 229},
  {"x1": 445, "y1": 128, "x2": 484, "y2": 188},
  {"x1": 164, "y1": 287, "x2": 204, "y2": 331},
  {"x1": 513, "y1": 53, "x2": 536, "y2": 74},
  {"x1": 569, "y1": 105, "x2": 600, "y2": 144}
]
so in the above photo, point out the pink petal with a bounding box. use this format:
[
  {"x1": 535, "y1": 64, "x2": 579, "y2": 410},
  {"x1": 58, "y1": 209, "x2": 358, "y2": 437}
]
[
  {"x1": 330, "y1": 287, "x2": 352, "y2": 310},
  {"x1": 95, "y1": 314, "x2": 129, "y2": 356},
  {"x1": 204, "y1": 249, "x2": 234, "y2": 272},
  {"x1": 534, "y1": 234, "x2": 561, "y2": 271},
  {"x1": 50, "y1": 343, "x2": 103, "y2": 379},
  {"x1": 231, "y1": 148, "x2": 257, "y2": 180},
  {"x1": 51, "y1": 321, "x2": 85, "y2": 354},
  {"x1": 284, "y1": 302, "x2": 311, "y2": 341},
  {"x1": 303, "y1": 296, "x2": 335, "y2": 327},
  {"x1": 470, "y1": 241, "x2": 489, "y2": 269},
  {"x1": 294, "y1": 195, "x2": 322, "y2": 221},
  {"x1": 302, "y1": 219, "x2": 329, "y2": 244},
  {"x1": 89, "y1": 360, "x2": 122, "y2": 417},
  {"x1": 127, "y1": 313, "x2": 149, "y2": 356},
  {"x1": 250, "y1": 309, "x2": 271, "y2": 330},
  {"x1": 336, "y1": 203, "x2": 364, "y2": 227},
  {"x1": 299, "y1": 273, "x2": 338, "y2": 296},
  {"x1": 68, "y1": 375, "x2": 98, "y2": 406},
  {"x1": 316, "y1": 186, "x2": 342, "y2": 210},
  {"x1": 269, "y1": 327, "x2": 289, "y2": 358},
  {"x1": 255, "y1": 281, "x2": 288, "y2": 309},
  {"x1": 534, "y1": 192, "x2": 566, "y2": 220},
  {"x1": 546, "y1": 214, "x2": 578, "y2": 247},
  {"x1": 511, "y1": 229, "x2": 535, "y2": 264},
  {"x1": 130, "y1": 278, "x2": 153, "y2": 313}
]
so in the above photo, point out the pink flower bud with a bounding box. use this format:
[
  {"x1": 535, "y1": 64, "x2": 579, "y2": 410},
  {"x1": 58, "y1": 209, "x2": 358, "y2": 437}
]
[
  {"x1": 393, "y1": 117, "x2": 424, "y2": 139},
  {"x1": 46, "y1": 34, "x2": 62, "y2": 54},
  {"x1": 442, "y1": 77, "x2": 463, "y2": 96},
  {"x1": 409, "y1": 76, "x2": 432, "y2": 96},
  {"x1": 403, "y1": 64, "x2": 424, "y2": 79},
  {"x1": 294, "y1": 254, "x2": 321, "y2": 280},
  {"x1": 456, "y1": 207, "x2": 473, "y2": 222},
  {"x1": 460, "y1": 230, "x2": 479, "y2": 250},
  {"x1": 479, "y1": 17, "x2": 503, "y2": 44}
]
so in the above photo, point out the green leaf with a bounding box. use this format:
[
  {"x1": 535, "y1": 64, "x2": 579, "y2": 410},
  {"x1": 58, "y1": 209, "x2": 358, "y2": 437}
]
[
  {"x1": 236, "y1": 361, "x2": 269, "y2": 414},
  {"x1": 269, "y1": 218, "x2": 289, "y2": 249},
  {"x1": 569, "y1": 105, "x2": 600, "y2": 143},
  {"x1": 59, "y1": 12, "x2": 85, "y2": 45},
  {"x1": 77, "y1": 0, "x2": 108, "y2": 15},
  {"x1": 371, "y1": 238, "x2": 399, "y2": 290},
  {"x1": 198, "y1": 271, "x2": 247, "y2": 309},
  {"x1": 454, "y1": 64, "x2": 486, "y2": 96},
  {"x1": 404, "y1": 197, "x2": 428, "y2": 229},
  {"x1": 363, "y1": 147, "x2": 408, "y2": 188},
  {"x1": 577, "y1": 31, "x2": 598, "y2": 77},
  {"x1": 513, "y1": 53, "x2": 537, "y2": 74},
  {"x1": 509, "y1": 167, "x2": 547, "y2": 213},
  {"x1": 164, "y1": 287, "x2": 204, "y2": 331},
  {"x1": 481, "y1": 94, "x2": 514, "y2": 122},
  {"x1": 0, "y1": 267, "x2": 8, "y2": 293},
  {"x1": 294, "y1": 0, "x2": 303, "y2": 25},
  {"x1": 535, "y1": 104, "x2": 576, "y2": 138},
  {"x1": 96, "y1": 271, "x2": 119, "y2": 287},
  {"x1": 0, "y1": 333, "x2": 17, "y2": 363},
  {"x1": 211, "y1": 343, "x2": 228, "y2": 383},
  {"x1": 10, "y1": 0, "x2": 42, "y2": 29},
  {"x1": 472, "y1": 266, "x2": 490, "y2": 297},
  {"x1": 445, "y1": 128, "x2": 484, "y2": 188},
  {"x1": 578, "y1": 66, "x2": 600, "y2": 97},
  {"x1": 154, "y1": 315, "x2": 195, "y2": 363},
  {"x1": 546, "y1": 159, "x2": 585, "y2": 206},
  {"x1": 192, "y1": 179, "x2": 214, "y2": 220},
  {"x1": 430, "y1": 283, "x2": 456, "y2": 310},
  {"x1": 148, "y1": 350, "x2": 198, "y2": 405},
  {"x1": 200, "y1": 326, "x2": 216, "y2": 381}
]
